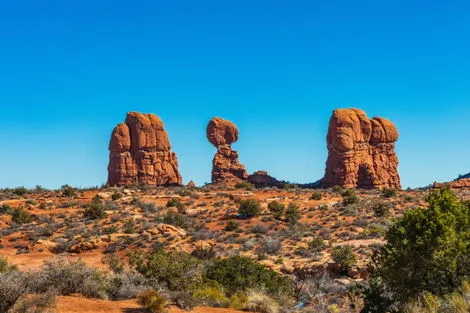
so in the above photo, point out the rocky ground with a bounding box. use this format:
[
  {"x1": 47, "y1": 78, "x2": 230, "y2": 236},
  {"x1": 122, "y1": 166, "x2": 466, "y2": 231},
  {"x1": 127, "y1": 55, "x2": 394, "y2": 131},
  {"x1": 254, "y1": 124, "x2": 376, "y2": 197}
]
[{"x1": 1, "y1": 184, "x2": 469, "y2": 312}]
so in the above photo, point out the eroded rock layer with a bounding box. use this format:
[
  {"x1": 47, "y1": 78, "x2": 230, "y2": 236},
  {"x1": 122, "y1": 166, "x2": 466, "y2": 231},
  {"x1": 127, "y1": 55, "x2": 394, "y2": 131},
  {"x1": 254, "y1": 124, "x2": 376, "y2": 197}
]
[
  {"x1": 207, "y1": 117, "x2": 248, "y2": 184},
  {"x1": 107, "y1": 112, "x2": 182, "y2": 186},
  {"x1": 321, "y1": 108, "x2": 401, "y2": 189}
]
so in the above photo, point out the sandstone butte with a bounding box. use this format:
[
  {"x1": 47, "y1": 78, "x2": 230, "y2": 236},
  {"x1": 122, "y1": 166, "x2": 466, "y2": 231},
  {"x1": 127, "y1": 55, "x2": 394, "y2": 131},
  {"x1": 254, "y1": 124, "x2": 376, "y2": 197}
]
[
  {"x1": 320, "y1": 108, "x2": 401, "y2": 189},
  {"x1": 206, "y1": 117, "x2": 248, "y2": 184},
  {"x1": 107, "y1": 112, "x2": 182, "y2": 186}
]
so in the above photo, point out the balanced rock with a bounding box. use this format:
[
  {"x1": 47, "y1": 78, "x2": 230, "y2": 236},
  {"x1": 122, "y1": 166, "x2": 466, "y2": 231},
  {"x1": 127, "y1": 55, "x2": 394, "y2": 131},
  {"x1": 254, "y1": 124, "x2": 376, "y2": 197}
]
[
  {"x1": 207, "y1": 117, "x2": 248, "y2": 184},
  {"x1": 107, "y1": 112, "x2": 182, "y2": 186},
  {"x1": 320, "y1": 108, "x2": 401, "y2": 189}
]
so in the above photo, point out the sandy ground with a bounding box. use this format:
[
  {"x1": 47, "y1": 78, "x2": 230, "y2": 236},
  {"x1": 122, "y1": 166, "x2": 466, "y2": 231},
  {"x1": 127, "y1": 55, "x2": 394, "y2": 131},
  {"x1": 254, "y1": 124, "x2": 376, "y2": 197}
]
[{"x1": 56, "y1": 296, "x2": 246, "y2": 313}]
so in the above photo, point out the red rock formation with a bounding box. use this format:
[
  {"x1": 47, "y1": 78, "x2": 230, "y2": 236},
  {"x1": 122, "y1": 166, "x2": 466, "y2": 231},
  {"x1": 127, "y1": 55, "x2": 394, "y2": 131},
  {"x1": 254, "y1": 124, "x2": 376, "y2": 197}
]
[
  {"x1": 207, "y1": 117, "x2": 248, "y2": 184},
  {"x1": 107, "y1": 112, "x2": 182, "y2": 186},
  {"x1": 433, "y1": 177, "x2": 470, "y2": 189},
  {"x1": 321, "y1": 108, "x2": 401, "y2": 189},
  {"x1": 248, "y1": 171, "x2": 279, "y2": 187}
]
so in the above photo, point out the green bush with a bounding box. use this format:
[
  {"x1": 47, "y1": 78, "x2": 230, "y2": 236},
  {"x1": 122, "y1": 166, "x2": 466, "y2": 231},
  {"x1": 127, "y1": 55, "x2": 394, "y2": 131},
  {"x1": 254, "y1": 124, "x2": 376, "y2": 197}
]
[
  {"x1": 311, "y1": 191, "x2": 323, "y2": 200},
  {"x1": 308, "y1": 237, "x2": 326, "y2": 252},
  {"x1": 61, "y1": 184, "x2": 76, "y2": 198},
  {"x1": 138, "y1": 288, "x2": 168, "y2": 313},
  {"x1": 341, "y1": 189, "x2": 359, "y2": 205},
  {"x1": 130, "y1": 249, "x2": 204, "y2": 292},
  {"x1": 161, "y1": 211, "x2": 190, "y2": 229},
  {"x1": 12, "y1": 187, "x2": 28, "y2": 196},
  {"x1": 381, "y1": 188, "x2": 398, "y2": 198},
  {"x1": 285, "y1": 202, "x2": 301, "y2": 225},
  {"x1": 268, "y1": 201, "x2": 285, "y2": 220},
  {"x1": 238, "y1": 199, "x2": 262, "y2": 218},
  {"x1": 332, "y1": 185, "x2": 344, "y2": 194},
  {"x1": 10, "y1": 208, "x2": 33, "y2": 225},
  {"x1": 225, "y1": 220, "x2": 240, "y2": 231},
  {"x1": 364, "y1": 189, "x2": 470, "y2": 310},
  {"x1": 228, "y1": 292, "x2": 248, "y2": 309},
  {"x1": 166, "y1": 198, "x2": 185, "y2": 211},
  {"x1": 83, "y1": 197, "x2": 107, "y2": 219},
  {"x1": 206, "y1": 256, "x2": 290, "y2": 296},
  {"x1": 123, "y1": 218, "x2": 136, "y2": 234},
  {"x1": 193, "y1": 284, "x2": 229, "y2": 307},
  {"x1": 235, "y1": 181, "x2": 255, "y2": 191},
  {"x1": 331, "y1": 246, "x2": 356, "y2": 274},
  {"x1": 373, "y1": 202, "x2": 391, "y2": 217},
  {"x1": 0, "y1": 258, "x2": 18, "y2": 273}
]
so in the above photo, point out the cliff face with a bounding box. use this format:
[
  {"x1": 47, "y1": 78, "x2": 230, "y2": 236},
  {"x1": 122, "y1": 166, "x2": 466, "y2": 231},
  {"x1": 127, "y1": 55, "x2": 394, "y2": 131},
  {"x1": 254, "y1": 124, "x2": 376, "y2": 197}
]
[
  {"x1": 107, "y1": 112, "x2": 182, "y2": 186},
  {"x1": 321, "y1": 108, "x2": 401, "y2": 189}
]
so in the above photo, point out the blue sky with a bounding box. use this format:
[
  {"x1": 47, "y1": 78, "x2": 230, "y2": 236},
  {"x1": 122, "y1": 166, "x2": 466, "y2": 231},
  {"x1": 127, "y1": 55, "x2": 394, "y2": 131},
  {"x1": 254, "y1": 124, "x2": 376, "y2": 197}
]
[{"x1": 1, "y1": 1, "x2": 470, "y2": 189}]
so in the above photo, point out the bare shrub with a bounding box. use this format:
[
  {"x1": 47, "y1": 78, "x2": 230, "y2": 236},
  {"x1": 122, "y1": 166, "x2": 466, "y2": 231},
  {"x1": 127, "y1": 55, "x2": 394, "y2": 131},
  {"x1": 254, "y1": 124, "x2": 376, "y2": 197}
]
[
  {"x1": 245, "y1": 289, "x2": 279, "y2": 313},
  {"x1": 31, "y1": 257, "x2": 109, "y2": 299}
]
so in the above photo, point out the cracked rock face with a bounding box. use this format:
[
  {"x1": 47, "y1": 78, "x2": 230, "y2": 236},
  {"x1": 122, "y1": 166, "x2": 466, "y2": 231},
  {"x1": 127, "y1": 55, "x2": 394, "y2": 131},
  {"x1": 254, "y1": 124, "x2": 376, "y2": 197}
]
[
  {"x1": 207, "y1": 117, "x2": 248, "y2": 184},
  {"x1": 321, "y1": 108, "x2": 401, "y2": 189},
  {"x1": 107, "y1": 112, "x2": 182, "y2": 186}
]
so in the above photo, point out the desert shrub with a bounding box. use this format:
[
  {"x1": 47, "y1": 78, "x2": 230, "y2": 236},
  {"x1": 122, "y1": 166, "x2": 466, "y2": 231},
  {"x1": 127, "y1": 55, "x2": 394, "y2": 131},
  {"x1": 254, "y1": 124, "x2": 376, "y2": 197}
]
[
  {"x1": 136, "y1": 201, "x2": 159, "y2": 213},
  {"x1": 108, "y1": 271, "x2": 149, "y2": 299},
  {"x1": 401, "y1": 283, "x2": 470, "y2": 313},
  {"x1": 124, "y1": 218, "x2": 136, "y2": 234},
  {"x1": 332, "y1": 185, "x2": 344, "y2": 194},
  {"x1": 193, "y1": 283, "x2": 229, "y2": 307},
  {"x1": 171, "y1": 291, "x2": 197, "y2": 310},
  {"x1": 138, "y1": 288, "x2": 168, "y2": 313},
  {"x1": 206, "y1": 256, "x2": 290, "y2": 296},
  {"x1": 381, "y1": 188, "x2": 398, "y2": 198},
  {"x1": 363, "y1": 189, "x2": 470, "y2": 311},
  {"x1": 238, "y1": 199, "x2": 262, "y2": 218},
  {"x1": 331, "y1": 246, "x2": 357, "y2": 274},
  {"x1": 373, "y1": 202, "x2": 391, "y2": 217},
  {"x1": 111, "y1": 192, "x2": 122, "y2": 200},
  {"x1": 235, "y1": 181, "x2": 255, "y2": 190},
  {"x1": 104, "y1": 253, "x2": 124, "y2": 274},
  {"x1": 129, "y1": 249, "x2": 204, "y2": 292},
  {"x1": 342, "y1": 189, "x2": 359, "y2": 205},
  {"x1": 12, "y1": 187, "x2": 28, "y2": 196},
  {"x1": 166, "y1": 198, "x2": 185, "y2": 210},
  {"x1": 191, "y1": 245, "x2": 217, "y2": 261},
  {"x1": 285, "y1": 202, "x2": 301, "y2": 225},
  {"x1": 308, "y1": 237, "x2": 326, "y2": 252},
  {"x1": 10, "y1": 207, "x2": 33, "y2": 225},
  {"x1": 161, "y1": 211, "x2": 190, "y2": 229},
  {"x1": 268, "y1": 201, "x2": 285, "y2": 220},
  {"x1": 0, "y1": 271, "x2": 29, "y2": 313},
  {"x1": 229, "y1": 292, "x2": 248, "y2": 309},
  {"x1": 225, "y1": 220, "x2": 239, "y2": 231},
  {"x1": 83, "y1": 197, "x2": 107, "y2": 219},
  {"x1": 60, "y1": 184, "x2": 76, "y2": 198},
  {"x1": 256, "y1": 237, "x2": 282, "y2": 256},
  {"x1": 0, "y1": 257, "x2": 18, "y2": 273},
  {"x1": 32, "y1": 257, "x2": 109, "y2": 299},
  {"x1": 311, "y1": 191, "x2": 323, "y2": 200},
  {"x1": 245, "y1": 289, "x2": 279, "y2": 313},
  {"x1": 10, "y1": 290, "x2": 56, "y2": 313}
]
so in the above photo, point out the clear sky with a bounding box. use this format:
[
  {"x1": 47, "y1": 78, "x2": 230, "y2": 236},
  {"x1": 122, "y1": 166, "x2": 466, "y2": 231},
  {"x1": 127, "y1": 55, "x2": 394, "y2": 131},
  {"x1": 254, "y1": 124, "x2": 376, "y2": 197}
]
[{"x1": 1, "y1": 1, "x2": 470, "y2": 189}]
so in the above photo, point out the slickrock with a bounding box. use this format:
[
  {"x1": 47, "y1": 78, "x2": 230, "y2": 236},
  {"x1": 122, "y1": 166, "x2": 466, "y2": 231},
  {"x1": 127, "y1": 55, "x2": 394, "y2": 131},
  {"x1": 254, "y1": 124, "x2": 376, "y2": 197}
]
[
  {"x1": 207, "y1": 117, "x2": 248, "y2": 184},
  {"x1": 320, "y1": 108, "x2": 401, "y2": 189},
  {"x1": 107, "y1": 112, "x2": 182, "y2": 186}
]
